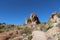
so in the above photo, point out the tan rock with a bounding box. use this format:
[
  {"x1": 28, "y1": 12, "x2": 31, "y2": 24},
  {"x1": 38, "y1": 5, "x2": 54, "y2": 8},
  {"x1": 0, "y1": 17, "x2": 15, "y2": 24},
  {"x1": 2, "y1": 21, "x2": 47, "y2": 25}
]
[
  {"x1": 49, "y1": 12, "x2": 57, "y2": 23},
  {"x1": 12, "y1": 36, "x2": 23, "y2": 40},
  {"x1": 25, "y1": 13, "x2": 40, "y2": 24},
  {"x1": 30, "y1": 13, "x2": 40, "y2": 24},
  {"x1": 32, "y1": 30, "x2": 47, "y2": 40},
  {"x1": 30, "y1": 13, "x2": 37, "y2": 21},
  {"x1": 49, "y1": 12, "x2": 60, "y2": 23},
  {"x1": 0, "y1": 30, "x2": 19, "y2": 40},
  {"x1": 0, "y1": 33, "x2": 10, "y2": 40}
]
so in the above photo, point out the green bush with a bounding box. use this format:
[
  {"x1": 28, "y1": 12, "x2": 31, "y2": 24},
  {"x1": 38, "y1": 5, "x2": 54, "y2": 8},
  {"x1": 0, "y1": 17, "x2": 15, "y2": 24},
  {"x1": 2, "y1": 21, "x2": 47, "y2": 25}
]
[
  {"x1": 21, "y1": 27, "x2": 32, "y2": 35},
  {"x1": 44, "y1": 21, "x2": 53, "y2": 31}
]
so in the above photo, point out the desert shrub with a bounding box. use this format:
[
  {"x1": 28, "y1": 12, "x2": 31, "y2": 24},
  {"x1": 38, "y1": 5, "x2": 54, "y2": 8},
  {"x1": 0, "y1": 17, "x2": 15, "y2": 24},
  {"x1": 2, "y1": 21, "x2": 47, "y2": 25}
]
[
  {"x1": 28, "y1": 35, "x2": 32, "y2": 40},
  {"x1": 21, "y1": 27, "x2": 32, "y2": 35},
  {"x1": 17, "y1": 27, "x2": 21, "y2": 30},
  {"x1": 6, "y1": 25, "x2": 16, "y2": 30},
  {"x1": 0, "y1": 25, "x2": 5, "y2": 29},
  {"x1": 44, "y1": 21, "x2": 53, "y2": 31},
  {"x1": 0, "y1": 29, "x2": 4, "y2": 33},
  {"x1": 48, "y1": 21, "x2": 53, "y2": 27},
  {"x1": 17, "y1": 26, "x2": 23, "y2": 30}
]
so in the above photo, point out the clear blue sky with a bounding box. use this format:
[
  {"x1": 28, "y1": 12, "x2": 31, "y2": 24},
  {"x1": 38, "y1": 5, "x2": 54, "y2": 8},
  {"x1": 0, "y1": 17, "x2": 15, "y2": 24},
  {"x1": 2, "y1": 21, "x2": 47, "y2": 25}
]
[{"x1": 0, "y1": 0, "x2": 60, "y2": 24}]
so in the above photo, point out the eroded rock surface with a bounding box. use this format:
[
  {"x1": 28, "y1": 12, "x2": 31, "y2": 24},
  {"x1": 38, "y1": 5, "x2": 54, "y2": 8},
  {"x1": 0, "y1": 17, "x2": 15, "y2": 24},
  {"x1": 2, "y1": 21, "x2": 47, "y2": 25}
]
[
  {"x1": 32, "y1": 30, "x2": 47, "y2": 40},
  {"x1": 25, "y1": 13, "x2": 40, "y2": 24}
]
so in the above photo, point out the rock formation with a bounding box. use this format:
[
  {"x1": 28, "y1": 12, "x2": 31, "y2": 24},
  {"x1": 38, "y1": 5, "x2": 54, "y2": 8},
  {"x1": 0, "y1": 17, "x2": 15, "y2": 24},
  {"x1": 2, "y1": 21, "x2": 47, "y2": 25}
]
[
  {"x1": 49, "y1": 12, "x2": 60, "y2": 23},
  {"x1": 25, "y1": 13, "x2": 40, "y2": 24},
  {"x1": 0, "y1": 12, "x2": 60, "y2": 40},
  {"x1": 46, "y1": 12, "x2": 60, "y2": 40},
  {"x1": 46, "y1": 23, "x2": 60, "y2": 40},
  {"x1": 49, "y1": 12, "x2": 57, "y2": 23}
]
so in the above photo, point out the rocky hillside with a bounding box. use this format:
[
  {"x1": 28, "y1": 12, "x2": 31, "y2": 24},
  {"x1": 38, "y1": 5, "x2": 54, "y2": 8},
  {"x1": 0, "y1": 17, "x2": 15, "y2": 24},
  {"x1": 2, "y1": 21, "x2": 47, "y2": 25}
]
[{"x1": 0, "y1": 12, "x2": 60, "y2": 40}]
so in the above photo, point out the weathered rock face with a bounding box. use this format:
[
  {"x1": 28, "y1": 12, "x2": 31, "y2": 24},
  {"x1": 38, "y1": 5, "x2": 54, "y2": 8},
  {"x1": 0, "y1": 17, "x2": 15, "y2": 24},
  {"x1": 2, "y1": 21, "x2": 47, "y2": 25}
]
[
  {"x1": 49, "y1": 12, "x2": 60, "y2": 23},
  {"x1": 49, "y1": 12, "x2": 57, "y2": 23},
  {"x1": 25, "y1": 13, "x2": 40, "y2": 24},
  {"x1": 32, "y1": 30, "x2": 47, "y2": 40},
  {"x1": 46, "y1": 23, "x2": 60, "y2": 40},
  {"x1": 30, "y1": 13, "x2": 37, "y2": 21},
  {"x1": 30, "y1": 13, "x2": 40, "y2": 24},
  {"x1": 50, "y1": 12, "x2": 57, "y2": 19}
]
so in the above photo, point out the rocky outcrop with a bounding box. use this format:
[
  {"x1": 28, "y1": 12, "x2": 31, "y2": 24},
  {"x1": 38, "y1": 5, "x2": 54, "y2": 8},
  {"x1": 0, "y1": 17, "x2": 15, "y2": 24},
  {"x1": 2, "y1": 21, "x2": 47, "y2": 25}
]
[
  {"x1": 25, "y1": 13, "x2": 40, "y2": 24},
  {"x1": 46, "y1": 12, "x2": 60, "y2": 40},
  {"x1": 49, "y1": 12, "x2": 57, "y2": 23},
  {"x1": 49, "y1": 12, "x2": 60, "y2": 23}
]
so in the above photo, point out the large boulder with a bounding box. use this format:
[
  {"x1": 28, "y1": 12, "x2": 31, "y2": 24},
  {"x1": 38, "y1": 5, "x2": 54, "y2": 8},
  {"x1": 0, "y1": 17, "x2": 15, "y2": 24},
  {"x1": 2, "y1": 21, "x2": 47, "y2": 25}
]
[{"x1": 32, "y1": 30, "x2": 47, "y2": 40}]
